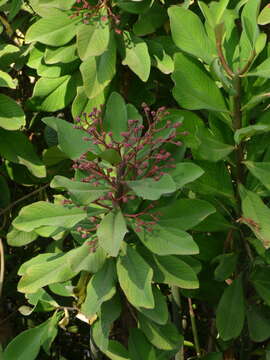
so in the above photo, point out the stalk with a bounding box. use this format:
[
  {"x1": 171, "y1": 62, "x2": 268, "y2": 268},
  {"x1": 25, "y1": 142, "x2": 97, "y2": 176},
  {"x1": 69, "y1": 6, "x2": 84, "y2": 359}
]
[
  {"x1": 171, "y1": 286, "x2": 184, "y2": 360},
  {"x1": 188, "y1": 298, "x2": 201, "y2": 358}
]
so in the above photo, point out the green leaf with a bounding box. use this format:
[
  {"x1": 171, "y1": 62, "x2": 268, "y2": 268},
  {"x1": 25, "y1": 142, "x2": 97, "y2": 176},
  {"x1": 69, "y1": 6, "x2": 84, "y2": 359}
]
[
  {"x1": 116, "y1": 0, "x2": 151, "y2": 14},
  {"x1": 247, "y1": 304, "x2": 270, "y2": 342},
  {"x1": 0, "y1": 129, "x2": 46, "y2": 178},
  {"x1": 81, "y1": 259, "x2": 116, "y2": 318},
  {"x1": 117, "y1": 244, "x2": 154, "y2": 308},
  {"x1": 172, "y1": 53, "x2": 227, "y2": 112},
  {"x1": 97, "y1": 209, "x2": 128, "y2": 257},
  {"x1": 129, "y1": 328, "x2": 156, "y2": 360},
  {"x1": 43, "y1": 146, "x2": 68, "y2": 166},
  {"x1": 168, "y1": 6, "x2": 215, "y2": 64},
  {"x1": 0, "y1": 94, "x2": 25, "y2": 130},
  {"x1": 92, "y1": 295, "x2": 122, "y2": 352},
  {"x1": 42, "y1": 117, "x2": 96, "y2": 159},
  {"x1": 3, "y1": 315, "x2": 59, "y2": 360},
  {"x1": 104, "y1": 92, "x2": 128, "y2": 142},
  {"x1": 248, "y1": 57, "x2": 270, "y2": 79},
  {"x1": 51, "y1": 175, "x2": 110, "y2": 205},
  {"x1": 0, "y1": 70, "x2": 16, "y2": 88},
  {"x1": 241, "y1": 0, "x2": 260, "y2": 47},
  {"x1": 12, "y1": 201, "x2": 87, "y2": 232},
  {"x1": 28, "y1": 74, "x2": 78, "y2": 112},
  {"x1": 250, "y1": 266, "x2": 270, "y2": 305},
  {"x1": 136, "y1": 286, "x2": 169, "y2": 325},
  {"x1": 156, "y1": 199, "x2": 216, "y2": 230},
  {"x1": 138, "y1": 313, "x2": 183, "y2": 351},
  {"x1": 244, "y1": 161, "x2": 270, "y2": 191},
  {"x1": 122, "y1": 32, "x2": 151, "y2": 82},
  {"x1": 137, "y1": 224, "x2": 199, "y2": 256},
  {"x1": 213, "y1": 253, "x2": 238, "y2": 281},
  {"x1": 234, "y1": 124, "x2": 270, "y2": 144},
  {"x1": 18, "y1": 244, "x2": 106, "y2": 293},
  {"x1": 105, "y1": 341, "x2": 129, "y2": 360},
  {"x1": 258, "y1": 4, "x2": 270, "y2": 25},
  {"x1": 126, "y1": 174, "x2": 176, "y2": 200},
  {"x1": 7, "y1": 227, "x2": 38, "y2": 247},
  {"x1": 154, "y1": 255, "x2": 199, "y2": 289},
  {"x1": 239, "y1": 185, "x2": 270, "y2": 249},
  {"x1": 216, "y1": 277, "x2": 245, "y2": 341},
  {"x1": 44, "y1": 43, "x2": 77, "y2": 64},
  {"x1": 72, "y1": 86, "x2": 106, "y2": 119},
  {"x1": 168, "y1": 163, "x2": 204, "y2": 189},
  {"x1": 80, "y1": 34, "x2": 116, "y2": 99},
  {"x1": 133, "y1": 2, "x2": 167, "y2": 36},
  {"x1": 147, "y1": 40, "x2": 174, "y2": 74},
  {"x1": 25, "y1": 10, "x2": 79, "y2": 46},
  {"x1": 77, "y1": 10, "x2": 110, "y2": 60}
]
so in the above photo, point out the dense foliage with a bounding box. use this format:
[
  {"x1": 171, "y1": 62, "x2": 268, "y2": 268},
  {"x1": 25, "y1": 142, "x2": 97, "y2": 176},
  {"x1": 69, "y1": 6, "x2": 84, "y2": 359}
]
[{"x1": 2, "y1": 0, "x2": 270, "y2": 359}]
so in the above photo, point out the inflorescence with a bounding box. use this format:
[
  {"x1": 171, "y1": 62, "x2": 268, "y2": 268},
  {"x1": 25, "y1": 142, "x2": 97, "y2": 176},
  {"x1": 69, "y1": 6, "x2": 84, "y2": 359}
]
[{"x1": 71, "y1": 104, "x2": 183, "y2": 237}]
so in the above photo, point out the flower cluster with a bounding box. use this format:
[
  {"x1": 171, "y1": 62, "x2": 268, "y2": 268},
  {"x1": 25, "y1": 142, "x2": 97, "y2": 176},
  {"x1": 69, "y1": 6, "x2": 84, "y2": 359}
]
[
  {"x1": 71, "y1": 104, "x2": 184, "y2": 234},
  {"x1": 71, "y1": 0, "x2": 121, "y2": 32}
]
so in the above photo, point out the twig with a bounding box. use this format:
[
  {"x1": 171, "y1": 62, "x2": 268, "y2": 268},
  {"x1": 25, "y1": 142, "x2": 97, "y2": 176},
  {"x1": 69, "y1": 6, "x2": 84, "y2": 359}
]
[
  {"x1": 171, "y1": 286, "x2": 184, "y2": 360},
  {"x1": 0, "y1": 183, "x2": 49, "y2": 217},
  {"x1": 188, "y1": 298, "x2": 201, "y2": 358},
  {"x1": 215, "y1": 24, "x2": 234, "y2": 78}
]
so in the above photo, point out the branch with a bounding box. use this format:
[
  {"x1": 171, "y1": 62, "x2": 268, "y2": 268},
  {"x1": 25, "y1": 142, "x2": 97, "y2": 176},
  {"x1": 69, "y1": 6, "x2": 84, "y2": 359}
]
[{"x1": 215, "y1": 23, "x2": 234, "y2": 78}]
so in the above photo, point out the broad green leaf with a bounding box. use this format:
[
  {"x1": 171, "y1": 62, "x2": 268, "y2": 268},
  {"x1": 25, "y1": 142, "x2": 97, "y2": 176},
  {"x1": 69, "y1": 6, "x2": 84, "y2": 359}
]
[
  {"x1": 25, "y1": 11, "x2": 79, "y2": 46},
  {"x1": 117, "y1": 244, "x2": 154, "y2": 308},
  {"x1": 154, "y1": 255, "x2": 199, "y2": 289},
  {"x1": 122, "y1": 32, "x2": 151, "y2": 82},
  {"x1": 0, "y1": 129, "x2": 46, "y2": 178},
  {"x1": 136, "y1": 286, "x2": 169, "y2": 325},
  {"x1": 3, "y1": 315, "x2": 59, "y2": 360},
  {"x1": 213, "y1": 253, "x2": 238, "y2": 281},
  {"x1": 168, "y1": 162, "x2": 204, "y2": 189},
  {"x1": 241, "y1": 0, "x2": 260, "y2": 47},
  {"x1": 156, "y1": 199, "x2": 216, "y2": 230},
  {"x1": 239, "y1": 185, "x2": 270, "y2": 248},
  {"x1": 44, "y1": 43, "x2": 77, "y2": 64},
  {"x1": 244, "y1": 161, "x2": 270, "y2": 191},
  {"x1": 7, "y1": 227, "x2": 38, "y2": 247},
  {"x1": 147, "y1": 40, "x2": 174, "y2": 74},
  {"x1": 248, "y1": 57, "x2": 270, "y2": 79},
  {"x1": 247, "y1": 304, "x2": 270, "y2": 342},
  {"x1": 18, "y1": 244, "x2": 106, "y2": 293},
  {"x1": 250, "y1": 266, "x2": 270, "y2": 305},
  {"x1": 258, "y1": 4, "x2": 270, "y2": 25},
  {"x1": 28, "y1": 0, "x2": 76, "y2": 16},
  {"x1": 172, "y1": 53, "x2": 227, "y2": 112},
  {"x1": 104, "y1": 92, "x2": 128, "y2": 141},
  {"x1": 72, "y1": 86, "x2": 106, "y2": 119},
  {"x1": 193, "y1": 212, "x2": 235, "y2": 232},
  {"x1": 188, "y1": 161, "x2": 235, "y2": 202},
  {"x1": 0, "y1": 70, "x2": 15, "y2": 88},
  {"x1": 51, "y1": 175, "x2": 110, "y2": 205},
  {"x1": 97, "y1": 209, "x2": 128, "y2": 257},
  {"x1": 92, "y1": 295, "x2": 122, "y2": 352},
  {"x1": 105, "y1": 341, "x2": 129, "y2": 360},
  {"x1": 133, "y1": 2, "x2": 167, "y2": 36},
  {"x1": 138, "y1": 313, "x2": 183, "y2": 351},
  {"x1": 28, "y1": 74, "x2": 78, "y2": 112},
  {"x1": 0, "y1": 94, "x2": 25, "y2": 130},
  {"x1": 43, "y1": 146, "x2": 68, "y2": 166},
  {"x1": 216, "y1": 277, "x2": 245, "y2": 341},
  {"x1": 126, "y1": 174, "x2": 176, "y2": 200},
  {"x1": 42, "y1": 117, "x2": 98, "y2": 159},
  {"x1": 168, "y1": 6, "x2": 215, "y2": 64},
  {"x1": 80, "y1": 34, "x2": 116, "y2": 99},
  {"x1": 234, "y1": 124, "x2": 270, "y2": 144},
  {"x1": 0, "y1": 175, "x2": 10, "y2": 208},
  {"x1": 137, "y1": 224, "x2": 199, "y2": 256},
  {"x1": 36, "y1": 59, "x2": 80, "y2": 78},
  {"x1": 77, "y1": 10, "x2": 110, "y2": 60},
  {"x1": 129, "y1": 328, "x2": 156, "y2": 360},
  {"x1": 13, "y1": 201, "x2": 87, "y2": 232},
  {"x1": 81, "y1": 259, "x2": 116, "y2": 318}
]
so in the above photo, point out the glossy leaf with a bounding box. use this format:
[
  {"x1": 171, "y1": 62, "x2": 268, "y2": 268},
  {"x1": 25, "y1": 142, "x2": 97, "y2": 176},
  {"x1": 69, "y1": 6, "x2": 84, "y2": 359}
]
[
  {"x1": 126, "y1": 174, "x2": 176, "y2": 200},
  {"x1": 104, "y1": 92, "x2": 128, "y2": 141},
  {"x1": 97, "y1": 209, "x2": 128, "y2": 257},
  {"x1": 216, "y1": 277, "x2": 245, "y2": 341},
  {"x1": 129, "y1": 328, "x2": 156, "y2": 360},
  {"x1": 0, "y1": 94, "x2": 25, "y2": 130},
  {"x1": 117, "y1": 244, "x2": 154, "y2": 308},
  {"x1": 7, "y1": 227, "x2": 38, "y2": 247},
  {"x1": 168, "y1": 162, "x2": 204, "y2": 189}
]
